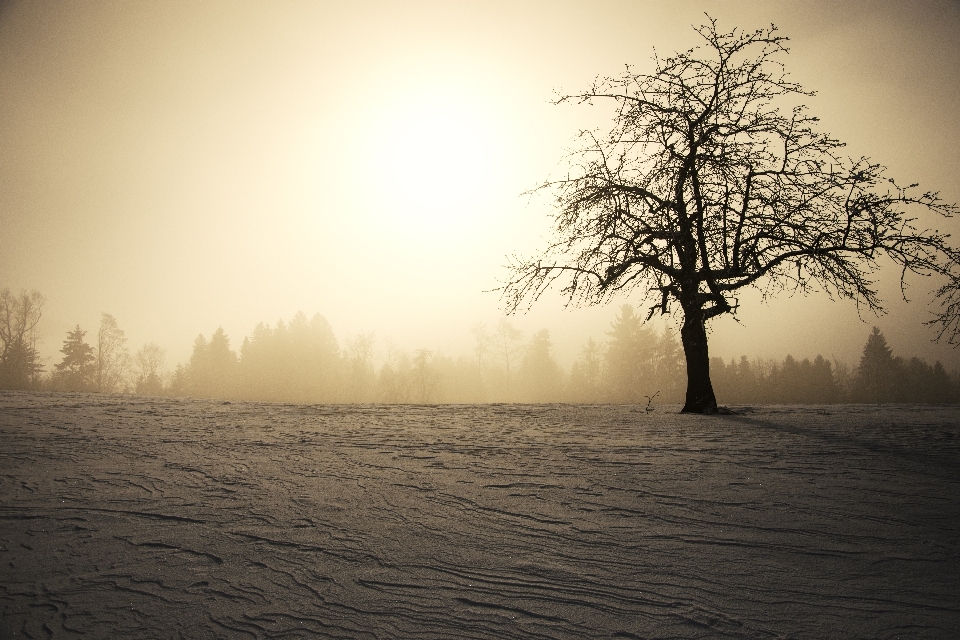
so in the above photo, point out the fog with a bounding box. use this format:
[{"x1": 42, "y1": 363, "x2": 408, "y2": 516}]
[{"x1": 2, "y1": 0, "x2": 959, "y2": 373}]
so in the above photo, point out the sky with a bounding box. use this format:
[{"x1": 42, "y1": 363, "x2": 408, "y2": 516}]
[{"x1": 1, "y1": 0, "x2": 959, "y2": 371}]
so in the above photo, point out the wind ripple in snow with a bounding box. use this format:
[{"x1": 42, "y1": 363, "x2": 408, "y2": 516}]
[{"x1": 1, "y1": 393, "x2": 958, "y2": 638}]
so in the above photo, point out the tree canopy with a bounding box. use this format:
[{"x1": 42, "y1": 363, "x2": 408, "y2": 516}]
[{"x1": 502, "y1": 18, "x2": 960, "y2": 412}]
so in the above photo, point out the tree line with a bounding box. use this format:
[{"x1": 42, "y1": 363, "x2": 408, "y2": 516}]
[
  {"x1": 166, "y1": 307, "x2": 686, "y2": 404},
  {"x1": 710, "y1": 327, "x2": 956, "y2": 404},
  {"x1": 2, "y1": 286, "x2": 958, "y2": 404}
]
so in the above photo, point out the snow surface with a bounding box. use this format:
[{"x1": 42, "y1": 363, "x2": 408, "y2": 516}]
[{"x1": 1, "y1": 392, "x2": 958, "y2": 638}]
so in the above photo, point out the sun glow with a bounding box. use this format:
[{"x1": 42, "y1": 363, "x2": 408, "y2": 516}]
[{"x1": 363, "y1": 91, "x2": 501, "y2": 228}]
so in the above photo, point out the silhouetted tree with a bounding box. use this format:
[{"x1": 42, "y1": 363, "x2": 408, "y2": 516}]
[
  {"x1": 854, "y1": 327, "x2": 896, "y2": 403},
  {"x1": 502, "y1": 19, "x2": 960, "y2": 412},
  {"x1": 713, "y1": 352, "x2": 841, "y2": 404},
  {"x1": 884, "y1": 352, "x2": 954, "y2": 403},
  {"x1": 53, "y1": 326, "x2": 95, "y2": 391},
  {"x1": 0, "y1": 288, "x2": 45, "y2": 389},
  {"x1": 809, "y1": 355, "x2": 840, "y2": 404},
  {"x1": 928, "y1": 361, "x2": 953, "y2": 403}
]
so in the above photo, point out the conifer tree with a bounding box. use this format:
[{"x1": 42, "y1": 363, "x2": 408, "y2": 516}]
[
  {"x1": 519, "y1": 329, "x2": 563, "y2": 402},
  {"x1": 855, "y1": 327, "x2": 897, "y2": 403},
  {"x1": 186, "y1": 328, "x2": 238, "y2": 398},
  {"x1": 654, "y1": 328, "x2": 686, "y2": 403},
  {"x1": 0, "y1": 337, "x2": 43, "y2": 389},
  {"x1": 54, "y1": 326, "x2": 95, "y2": 392},
  {"x1": 604, "y1": 305, "x2": 656, "y2": 403},
  {"x1": 569, "y1": 338, "x2": 603, "y2": 403},
  {"x1": 810, "y1": 355, "x2": 840, "y2": 404}
]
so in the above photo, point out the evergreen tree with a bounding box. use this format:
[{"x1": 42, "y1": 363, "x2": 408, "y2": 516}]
[
  {"x1": 854, "y1": 327, "x2": 897, "y2": 403},
  {"x1": 518, "y1": 329, "x2": 563, "y2": 402},
  {"x1": 239, "y1": 323, "x2": 273, "y2": 399},
  {"x1": 604, "y1": 305, "x2": 656, "y2": 403},
  {"x1": 569, "y1": 338, "x2": 603, "y2": 403},
  {"x1": 169, "y1": 363, "x2": 188, "y2": 396},
  {"x1": 53, "y1": 326, "x2": 95, "y2": 392},
  {"x1": 206, "y1": 327, "x2": 238, "y2": 398},
  {"x1": 0, "y1": 336, "x2": 43, "y2": 389},
  {"x1": 187, "y1": 328, "x2": 238, "y2": 398},
  {"x1": 810, "y1": 355, "x2": 840, "y2": 404},
  {"x1": 654, "y1": 327, "x2": 686, "y2": 403},
  {"x1": 929, "y1": 361, "x2": 952, "y2": 403},
  {"x1": 709, "y1": 357, "x2": 733, "y2": 402},
  {"x1": 238, "y1": 312, "x2": 340, "y2": 402},
  {"x1": 733, "y1": 356, "x2": 759, "y2": 404}
]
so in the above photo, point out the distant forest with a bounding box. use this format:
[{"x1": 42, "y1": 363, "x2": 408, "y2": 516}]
[{"x1": 1, "y1": 287, "x2": 958, "y2": 404}]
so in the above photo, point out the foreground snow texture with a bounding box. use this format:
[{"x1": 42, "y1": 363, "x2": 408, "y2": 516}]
[{"x1": 1, "y1": 394, "x2": 958, "y2": 639}]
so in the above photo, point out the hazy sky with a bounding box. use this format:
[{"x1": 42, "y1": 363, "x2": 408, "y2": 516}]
[{"x1": 2, "y1": 0, "x2": 959, "y2": 370}]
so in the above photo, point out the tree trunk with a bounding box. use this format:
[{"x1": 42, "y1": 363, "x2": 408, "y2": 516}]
[{"x1": 679, "y1": 309, "x2": 718, "y2": 413}]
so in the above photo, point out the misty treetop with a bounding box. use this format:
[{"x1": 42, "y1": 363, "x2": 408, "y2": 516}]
[
  {"x1": 150, "y1": 313, "x2": 960, "y2": 405},
  {"x1": 710, "y1": 328, "x2": 957, "y2": 405},
  {"x1": 51, "y1": 326, "x2": 95, "y2": 392},
  {"x1": 49, "y1": 313, "x2": 129, "y2": 393},
  {"x1": 501, "y1": 18, "x2": 960, "y2": 413},
  {"x1": 134, "y1": 342, "x2": 165, "y2": 396},
  {"x1": 3, "y1": 285, "x2": 959, "y2": 405},
  {"x1": 132, "y1": 308, "x2": 690, "y2": 404}
]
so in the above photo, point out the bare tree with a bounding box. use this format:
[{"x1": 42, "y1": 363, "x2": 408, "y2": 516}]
[
  {"x1": 345, "y1": 332, "x2": 376, "y2": 402},
  {"x1": 502, "y1": 19, "x2": 960, "y2": 412},
  {"x1": 95, "y1": 313, "x2": 130, "y2": 393},
  {"x1": 0, "y1": 288, "x2": 45, "y2": 389},
  {"x1": 134, "y1": 342, "x2": 166, "y2": 396},
  {"x1": 411, "y1": 348, "x2": 440, "y2": 403}
]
